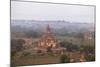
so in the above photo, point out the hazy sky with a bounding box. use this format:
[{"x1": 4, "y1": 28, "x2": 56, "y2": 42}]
[{"x1": 11, "y1": 1, "x2": 95, "y2": 23}]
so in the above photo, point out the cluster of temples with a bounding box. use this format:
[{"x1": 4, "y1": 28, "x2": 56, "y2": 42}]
[{"x1": 33, "y1": 25, "x2": 66, "y2": 54}]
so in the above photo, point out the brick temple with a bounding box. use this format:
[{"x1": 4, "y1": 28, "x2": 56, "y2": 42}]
[{"x1": 33, "y1": 25, "x2": 66, "y2": 54}]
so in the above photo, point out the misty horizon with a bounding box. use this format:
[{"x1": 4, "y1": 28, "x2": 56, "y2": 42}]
[{"x1": 11, "y1": 19, "x2": 95, "y2": 24}]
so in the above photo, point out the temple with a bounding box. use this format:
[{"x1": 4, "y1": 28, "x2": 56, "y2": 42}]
[
  {"x1": 33, "y1": 25, "x2": 66, "y2": 54},
  {"x1": 38, "y1": 25, "x2": 58, "y2": 48}
]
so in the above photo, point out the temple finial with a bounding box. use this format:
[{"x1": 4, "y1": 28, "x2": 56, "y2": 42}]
[{"x1": 46, "y1": 24, "x2": 51, "y2": 32}]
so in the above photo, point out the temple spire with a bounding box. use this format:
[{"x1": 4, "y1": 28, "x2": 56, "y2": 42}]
[{"x1": 46, "y1": 24, "x2": 51, "y2": 33}]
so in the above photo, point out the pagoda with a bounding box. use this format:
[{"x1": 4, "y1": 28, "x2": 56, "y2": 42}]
[
  {"x1": 38, "y1": 25, "x2": 58, "y2": 49},
  {"x1": 33, "y1": 25, "x2": 66, "y2": 54}
]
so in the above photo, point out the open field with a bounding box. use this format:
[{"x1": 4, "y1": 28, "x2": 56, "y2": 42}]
[{"x1": 12, "y1": 53, "x2": 61, "y2": 65}]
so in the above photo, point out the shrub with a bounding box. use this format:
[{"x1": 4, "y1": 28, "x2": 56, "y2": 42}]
[{"x1": 60, "y1": 54, "x2": 70, "y2": 63}]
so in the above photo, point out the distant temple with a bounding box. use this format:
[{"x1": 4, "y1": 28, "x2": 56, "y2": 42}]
[{"x1": 33, "y1": 25, "x2": 66, "y2": 54}]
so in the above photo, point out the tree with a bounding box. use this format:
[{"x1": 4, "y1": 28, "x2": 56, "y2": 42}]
[
  {"x1": 25, "y1": 30, "x2": 41, "y2": 38},
  {"x1": 11, "y1": 48, "x2": 17, "y2": 56},
  {"x1": 80, "y1": 45, "x2": 95, "y2": 54},
  {"x1": 60, "y1": 54, "x2": 70, "y2": 63},
  {"x1": 11, "y1": 39, "x2": 25, "y2": 51},
  {"x1": 60, "y1": 41, "x2": 79, "y2": 52},
  {"x1": 85, "y1": 54, "x2": 95, "y2": 61}
]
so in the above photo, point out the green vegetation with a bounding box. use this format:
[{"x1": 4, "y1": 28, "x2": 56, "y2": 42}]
[
  {"x1": 11, "y1": 39, "x2": 25, "y2": 51},
  {"x1": 60, "y1": 54, "x2": 70, "y2": 63},
  {"x1": 85, "y1": 54, "x2": 95, "y2": 61},
  {"x1": 60, "y1": 41, "x2": 79, "y2": 52}
]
